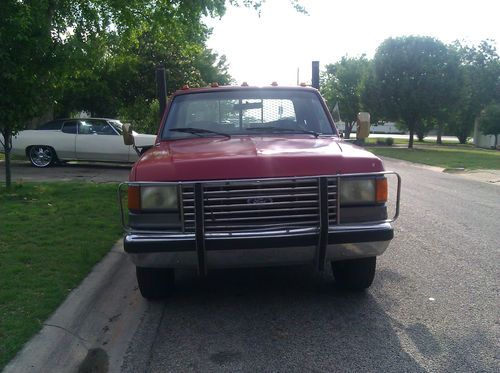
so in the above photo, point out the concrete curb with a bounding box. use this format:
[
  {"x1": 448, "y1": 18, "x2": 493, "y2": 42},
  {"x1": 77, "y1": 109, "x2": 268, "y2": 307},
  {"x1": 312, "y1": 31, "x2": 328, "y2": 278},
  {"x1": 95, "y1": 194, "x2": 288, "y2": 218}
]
[{"x1": 3, "y1": 241, "x2": 146, "y2": 373}]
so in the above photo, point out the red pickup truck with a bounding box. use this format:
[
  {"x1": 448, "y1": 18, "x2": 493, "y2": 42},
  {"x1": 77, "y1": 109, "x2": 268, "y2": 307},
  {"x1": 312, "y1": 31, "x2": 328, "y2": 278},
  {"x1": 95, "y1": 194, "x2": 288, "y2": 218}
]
[{"x1": 119, "y1": 85, "x2": 400, "y2": 299}]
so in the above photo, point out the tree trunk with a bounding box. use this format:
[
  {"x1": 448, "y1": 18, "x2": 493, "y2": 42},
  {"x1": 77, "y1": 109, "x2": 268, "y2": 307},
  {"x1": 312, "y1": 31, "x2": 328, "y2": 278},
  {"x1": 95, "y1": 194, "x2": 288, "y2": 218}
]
[
  {"x1": 416, "y1": 122, "x2": 425, "y2": 142},
  {"x1": 408, "y1": 125, "x2": 414, "y2": 148},
  {"x1": 2, "y1": 130, "x2": 12, "y2": 188},
  {"x1": 458, "y1": 134, "x2": 468, "y2": 144},
  {"x1": 437, "y1": 123, "x2": 443, "y2": 144},
  {"x1": 345, "y1": 121, "x2": 355, "y2": 139},
  {"x1": 5, "y1": 148, "x2": 12, "y2": 188}
]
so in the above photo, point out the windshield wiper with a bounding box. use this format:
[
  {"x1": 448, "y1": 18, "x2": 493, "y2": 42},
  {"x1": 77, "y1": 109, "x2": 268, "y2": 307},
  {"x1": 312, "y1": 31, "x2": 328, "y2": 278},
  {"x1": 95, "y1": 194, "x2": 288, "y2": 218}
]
[
  {"x1": 246, "y1": 126, "x2": 320, "y2": 138},
  {"x1": 169, "y1": 127, "x2": 231, "y2": 139}
]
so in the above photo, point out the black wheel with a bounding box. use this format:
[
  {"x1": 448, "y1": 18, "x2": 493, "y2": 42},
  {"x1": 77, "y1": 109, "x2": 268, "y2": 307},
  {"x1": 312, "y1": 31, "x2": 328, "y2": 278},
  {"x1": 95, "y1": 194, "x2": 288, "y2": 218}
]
[
  {"x1": 331, "y1": 257, "x2": 376, "y2": 291},
  {"x1": 28, "y1": 146, "x2": 56, "y2": 168},
  {"x1": 136, "y1": 267, "x2": 175, "y2": 299}
]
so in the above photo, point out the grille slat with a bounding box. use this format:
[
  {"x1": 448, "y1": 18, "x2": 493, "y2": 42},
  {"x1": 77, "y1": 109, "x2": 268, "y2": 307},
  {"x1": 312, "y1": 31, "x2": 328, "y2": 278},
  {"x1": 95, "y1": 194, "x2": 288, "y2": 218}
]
[
  {"x1": 203, "y1": 193, "x2": 319, "y2": 202},
  {"x1": 181, "y1": 177, "x2": 338, "y2": 233},
  {"x1": 203, "y1": 186, "x2": 318, "y2": 195}
]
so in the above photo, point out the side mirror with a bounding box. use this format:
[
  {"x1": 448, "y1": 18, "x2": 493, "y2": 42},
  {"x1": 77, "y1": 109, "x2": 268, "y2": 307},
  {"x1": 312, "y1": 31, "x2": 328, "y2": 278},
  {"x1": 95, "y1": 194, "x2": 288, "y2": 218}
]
[
  {"x1": 122, "y1": 123, "x2": 135, "y2": 146},
  {"x1": 356, "y1": 112, "x2": 371, "y2": 139}
]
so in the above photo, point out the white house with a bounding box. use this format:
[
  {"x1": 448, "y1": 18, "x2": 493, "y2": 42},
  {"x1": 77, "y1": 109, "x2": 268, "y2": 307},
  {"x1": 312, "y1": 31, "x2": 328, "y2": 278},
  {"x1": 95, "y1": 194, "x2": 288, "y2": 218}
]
[{"x1": 473, "y1": 120, "x2": 499, "y2": 149}]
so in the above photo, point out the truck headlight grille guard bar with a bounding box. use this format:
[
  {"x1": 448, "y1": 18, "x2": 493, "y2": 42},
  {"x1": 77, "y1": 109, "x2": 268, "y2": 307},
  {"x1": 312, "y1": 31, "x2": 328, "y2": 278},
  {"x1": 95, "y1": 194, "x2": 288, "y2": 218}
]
[{"x1": 118, "y1": 171, "x2": 401, "y2": 233}]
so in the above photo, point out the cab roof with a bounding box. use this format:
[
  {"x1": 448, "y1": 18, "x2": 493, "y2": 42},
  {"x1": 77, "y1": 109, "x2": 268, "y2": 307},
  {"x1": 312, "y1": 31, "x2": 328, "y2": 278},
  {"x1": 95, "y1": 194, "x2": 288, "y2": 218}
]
[{"x1": 172, "y1": 85, "x2": 319, "y2": 97}]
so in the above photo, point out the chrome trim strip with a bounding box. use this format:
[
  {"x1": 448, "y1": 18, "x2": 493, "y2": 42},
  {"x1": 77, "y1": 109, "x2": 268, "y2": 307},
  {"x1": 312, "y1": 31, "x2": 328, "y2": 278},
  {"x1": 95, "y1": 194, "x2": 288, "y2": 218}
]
[{"x1": 125, "y1": 223, "x2": 391, "y2": 241}]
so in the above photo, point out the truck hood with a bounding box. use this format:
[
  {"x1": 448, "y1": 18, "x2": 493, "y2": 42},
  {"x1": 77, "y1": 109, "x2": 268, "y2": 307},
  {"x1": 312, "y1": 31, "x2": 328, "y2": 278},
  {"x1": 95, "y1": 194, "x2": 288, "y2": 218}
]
[{"x1": 131, "y1": 136, "x2": 384, "y2": 181}]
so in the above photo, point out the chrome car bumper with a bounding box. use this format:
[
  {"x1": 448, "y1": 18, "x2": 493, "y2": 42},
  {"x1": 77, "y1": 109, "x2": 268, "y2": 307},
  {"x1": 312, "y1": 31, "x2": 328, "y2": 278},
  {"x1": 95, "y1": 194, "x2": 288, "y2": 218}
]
[{"x1": 124, "y1": 223, "x2": 393, "y2": 270}]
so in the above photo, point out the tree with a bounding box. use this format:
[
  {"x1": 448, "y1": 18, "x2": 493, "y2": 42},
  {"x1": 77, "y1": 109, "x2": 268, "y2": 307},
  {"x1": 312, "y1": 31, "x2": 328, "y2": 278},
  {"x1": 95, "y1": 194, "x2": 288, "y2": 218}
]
[
  {"x1": 321, "y1": 56, "x2": 370, "y2": 138},
  {"x1": 370, "y1": 36, "x2": 461, "y2": 148},
  {"x1": 2, "y1": 0, "x2": 303, "y2": 188},
  {"x1": 448, "y1": 41, "x2": 500, "y2": 144},
  {"x1": 478, "y1": 103, "x2": 500, "y2": 149}
]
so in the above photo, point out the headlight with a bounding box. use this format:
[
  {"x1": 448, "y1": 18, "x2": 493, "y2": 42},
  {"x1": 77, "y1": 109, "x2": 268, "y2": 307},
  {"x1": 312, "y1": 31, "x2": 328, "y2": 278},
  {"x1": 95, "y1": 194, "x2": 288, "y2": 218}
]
[
  {"x1": 128, "y1": 185, "x2": 178, "y2": 211},
  {"x1": 141, "y1": 186, "x2": 178, "y2": 210},
  {"x1": 340, "y1": 178, "x2": 387, "y2": 205}
]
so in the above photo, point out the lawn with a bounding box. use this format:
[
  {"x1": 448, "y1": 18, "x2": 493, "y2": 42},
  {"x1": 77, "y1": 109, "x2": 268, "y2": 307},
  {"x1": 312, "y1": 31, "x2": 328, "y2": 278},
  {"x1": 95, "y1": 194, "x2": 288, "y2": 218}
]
[
  {"x1": 0, "y1": 182, "x2": 123, "y2": 370},
  {"x1": 369, "y1": 144, "x2": 500, "y2": 170}
]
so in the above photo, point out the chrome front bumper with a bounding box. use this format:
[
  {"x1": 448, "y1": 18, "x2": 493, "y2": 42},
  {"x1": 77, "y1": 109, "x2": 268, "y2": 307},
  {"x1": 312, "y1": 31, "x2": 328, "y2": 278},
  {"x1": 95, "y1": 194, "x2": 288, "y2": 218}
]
[{"x1": 124, "y1": 223, "x2": 393, "y2": 270}]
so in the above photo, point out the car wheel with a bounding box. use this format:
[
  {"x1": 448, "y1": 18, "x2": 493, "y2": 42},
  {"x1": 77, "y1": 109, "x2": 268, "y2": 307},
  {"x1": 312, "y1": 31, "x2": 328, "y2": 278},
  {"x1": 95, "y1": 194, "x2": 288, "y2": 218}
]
[
  {"x1": 28, "y1": 146, "x2": 57, "y2": 168},
  {"x1": 331, "y1": 257, "x2": 376, "y2": 291},
  {"x1": 136, "y1": 267, "x2": 175, "y2": 299}
]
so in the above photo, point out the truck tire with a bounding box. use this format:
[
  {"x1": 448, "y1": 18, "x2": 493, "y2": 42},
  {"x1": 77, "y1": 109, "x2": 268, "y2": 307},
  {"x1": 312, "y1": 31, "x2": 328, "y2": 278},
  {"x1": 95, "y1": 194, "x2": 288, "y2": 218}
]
[
  {"x1": 136, "y1": 267, "x2": 175, "y2": 299},
  {"x1": 331, "y1": 257, "x2": 376, "y2": 291}
]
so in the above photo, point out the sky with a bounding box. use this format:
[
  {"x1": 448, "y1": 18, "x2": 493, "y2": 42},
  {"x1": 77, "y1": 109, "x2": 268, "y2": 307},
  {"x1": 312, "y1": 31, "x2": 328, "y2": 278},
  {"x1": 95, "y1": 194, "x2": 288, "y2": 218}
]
[{"x1": 205, "y1": 0, "x2": 500, "y2": 86}]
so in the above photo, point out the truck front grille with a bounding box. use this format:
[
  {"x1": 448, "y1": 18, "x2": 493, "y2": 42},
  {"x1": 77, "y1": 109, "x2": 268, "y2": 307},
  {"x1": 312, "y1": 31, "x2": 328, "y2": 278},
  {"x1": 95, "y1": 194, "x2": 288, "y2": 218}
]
[{"x1": 182, "y1": 177, "x2": 338, "y2": 233}]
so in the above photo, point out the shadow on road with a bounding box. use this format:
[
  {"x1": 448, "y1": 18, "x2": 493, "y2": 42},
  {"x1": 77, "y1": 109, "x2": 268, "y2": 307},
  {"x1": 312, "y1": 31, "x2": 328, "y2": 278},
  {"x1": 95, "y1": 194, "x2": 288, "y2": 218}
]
[{"x1": 123, "y1": 266, "x2": 427, "y2": 372}]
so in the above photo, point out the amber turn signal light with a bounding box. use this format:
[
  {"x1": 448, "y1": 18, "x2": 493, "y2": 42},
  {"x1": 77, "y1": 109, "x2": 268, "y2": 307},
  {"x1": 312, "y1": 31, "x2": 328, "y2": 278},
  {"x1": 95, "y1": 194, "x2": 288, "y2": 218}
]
[
  {"x1": 128, "y1": 186, "x2": 141, "y2": 210},
  {"x1": 376, "y1": 178, "x2": 388, "y2": 203}
]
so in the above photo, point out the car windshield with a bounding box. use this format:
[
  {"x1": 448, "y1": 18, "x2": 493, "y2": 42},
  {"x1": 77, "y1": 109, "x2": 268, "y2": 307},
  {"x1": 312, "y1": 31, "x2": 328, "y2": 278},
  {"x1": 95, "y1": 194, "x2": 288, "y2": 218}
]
[{"x1": 161, "y1": 89, "x2": 336, "y2": 140}]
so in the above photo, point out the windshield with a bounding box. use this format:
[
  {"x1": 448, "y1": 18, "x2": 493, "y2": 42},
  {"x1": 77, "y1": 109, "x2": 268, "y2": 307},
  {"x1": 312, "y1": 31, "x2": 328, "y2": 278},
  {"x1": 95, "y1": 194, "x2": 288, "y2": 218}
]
[{"x1": 161, "y1": 89, "x2": 336, "y2": 140}]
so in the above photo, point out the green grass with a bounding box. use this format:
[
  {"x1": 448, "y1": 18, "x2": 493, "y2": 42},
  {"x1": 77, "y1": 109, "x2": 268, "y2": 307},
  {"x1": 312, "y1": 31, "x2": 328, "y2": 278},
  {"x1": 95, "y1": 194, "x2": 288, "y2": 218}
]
[
  {"x1": 369, "y1": 144, "x2": 500, "y2": 170},
  {"x1": 0, "y1": 182, "x2": 123, "y2": 369}
]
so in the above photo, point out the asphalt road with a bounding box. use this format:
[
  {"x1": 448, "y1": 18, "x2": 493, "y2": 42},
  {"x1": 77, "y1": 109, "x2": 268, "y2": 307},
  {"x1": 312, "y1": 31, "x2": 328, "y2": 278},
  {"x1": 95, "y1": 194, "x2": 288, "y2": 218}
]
[
  {"x1": 120, "y1": 158, "x2": 499, "y2": 373},
  {"x1": 3, "y1": 158, "x2": 499, "y2": 373}
]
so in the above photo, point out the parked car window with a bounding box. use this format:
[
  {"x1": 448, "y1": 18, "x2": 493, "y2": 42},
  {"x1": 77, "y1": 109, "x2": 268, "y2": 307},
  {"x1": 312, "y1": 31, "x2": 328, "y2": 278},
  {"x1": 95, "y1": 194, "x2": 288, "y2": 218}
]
[
  {"x1": 107, "y1": 120, "x2": 123, "y2": 134},
  {"x1": 79, "y1": 120, "x2": 117, "y2": 135},
  {"x1": 162, "y1": 89, "x2": 335, "y2": 139},
  {"x1": 38, "y1": 120, "x2": 62, "y2": 130},
  {"x1": 61, "y1": 121, "x2": 78, "y2": 134}
]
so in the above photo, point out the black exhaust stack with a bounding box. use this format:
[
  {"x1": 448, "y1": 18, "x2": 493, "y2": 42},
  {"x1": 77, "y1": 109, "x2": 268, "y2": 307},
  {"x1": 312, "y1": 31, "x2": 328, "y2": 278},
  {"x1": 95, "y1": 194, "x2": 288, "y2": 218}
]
[
  {"x1": 156, "y1": 66, "x2": 167, "y2": 119},
  {"x1": 311, "y1": 61, "x2": 320, "y2": 90}
]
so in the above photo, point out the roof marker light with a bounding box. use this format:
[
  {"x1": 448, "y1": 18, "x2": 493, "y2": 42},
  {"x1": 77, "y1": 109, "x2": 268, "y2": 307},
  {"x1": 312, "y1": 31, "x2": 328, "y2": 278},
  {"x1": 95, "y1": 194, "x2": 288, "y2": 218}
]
[
  {"x1": 299, "y1": 82, "x2": 307, "y2": 87},
  {"x1": 181, "y1": 84, "x2": 190, "y2": 90},
  {"x1": 271, "y1": 81, "x2": 278, "y2": 86},
  {"x1": 241, "y1": 82, "x2": 249, "y2": 87},
  {"x1": 211, "y1": 82, "x2": 219, "y2": 87}
]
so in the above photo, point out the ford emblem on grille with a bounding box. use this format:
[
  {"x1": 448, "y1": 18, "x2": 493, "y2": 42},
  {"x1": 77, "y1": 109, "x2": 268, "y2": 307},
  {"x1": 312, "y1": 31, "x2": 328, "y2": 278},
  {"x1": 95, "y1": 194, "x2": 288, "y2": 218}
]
[{"x1": 247, "y1": 197, "x2": 273, "y2": 204}]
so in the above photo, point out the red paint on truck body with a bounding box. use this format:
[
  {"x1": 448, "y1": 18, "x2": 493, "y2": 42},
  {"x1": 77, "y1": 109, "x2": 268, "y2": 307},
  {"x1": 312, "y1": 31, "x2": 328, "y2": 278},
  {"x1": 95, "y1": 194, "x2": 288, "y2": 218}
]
[{"x1": 131, "y1": 136, "x2": 383, "y2": 182}]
